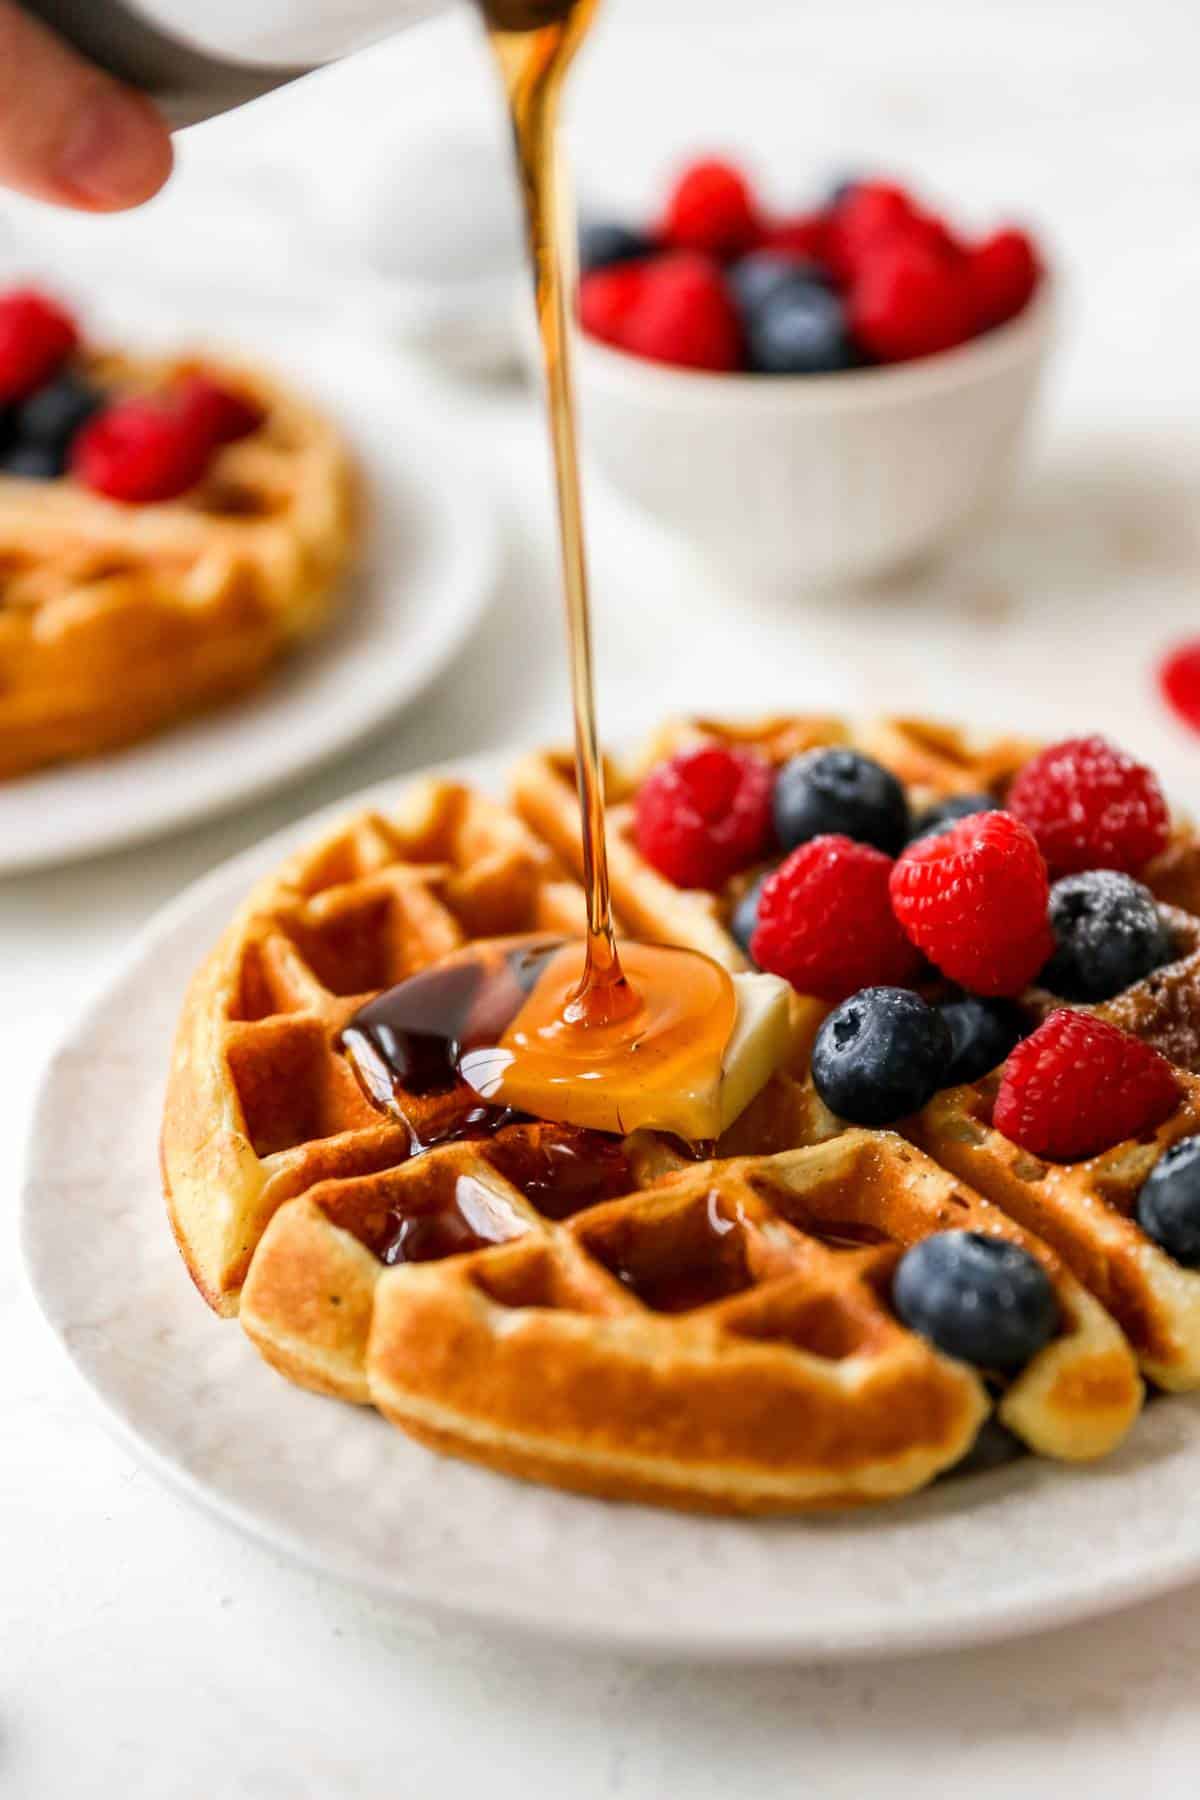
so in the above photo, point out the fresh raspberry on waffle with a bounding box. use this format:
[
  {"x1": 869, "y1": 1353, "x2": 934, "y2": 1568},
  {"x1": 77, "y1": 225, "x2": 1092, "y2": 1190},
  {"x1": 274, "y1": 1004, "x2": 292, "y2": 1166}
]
[
  {"x1": 890, "y1": 810, "x2": 1053, "y2": 997},
  {"x1": 1007, "y1": 735, "x2": 1170, "y2": 877}
]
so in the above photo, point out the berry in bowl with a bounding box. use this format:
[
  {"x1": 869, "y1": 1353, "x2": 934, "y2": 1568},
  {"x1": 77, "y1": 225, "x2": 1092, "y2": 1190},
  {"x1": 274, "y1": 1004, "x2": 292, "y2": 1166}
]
[{"x1": 571, "y1": 161, "x2": 1052, "y2": 586}]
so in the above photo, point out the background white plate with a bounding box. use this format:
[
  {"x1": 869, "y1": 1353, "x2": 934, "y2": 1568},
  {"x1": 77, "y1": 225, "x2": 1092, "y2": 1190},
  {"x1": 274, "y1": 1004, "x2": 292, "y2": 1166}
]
[
  {"x1": 21, "y1": 749, "x2": 1200, "y2": 1662},
  {"x1": 0, "y1": 324, "x2": 499, "y2": 875}
]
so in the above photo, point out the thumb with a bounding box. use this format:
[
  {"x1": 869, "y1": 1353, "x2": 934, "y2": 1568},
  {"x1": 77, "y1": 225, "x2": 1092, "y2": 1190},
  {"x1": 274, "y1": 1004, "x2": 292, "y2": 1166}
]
[{"x1": 0, "y1": 2, "x2": 172, "y2": 211}]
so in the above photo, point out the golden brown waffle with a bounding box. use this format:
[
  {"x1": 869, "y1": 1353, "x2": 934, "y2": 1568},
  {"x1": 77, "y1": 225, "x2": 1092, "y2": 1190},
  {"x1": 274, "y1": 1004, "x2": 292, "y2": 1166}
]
[
  {"x1": 0, "y1": 352, "x2": 357, "y2": 778},
  {"x1": 912, "y1": 1072, "x2": 1200, "y2": 1390},
  {"x1": 238, "y1": 1129, "x2": 1138, "y2": 1512},
  {"x1": 163, "y1": 779, "x2": 589, "y2": 1315},
  {"x1": 164, "y1": 760, "x2": 1149, "y2": 1512}
]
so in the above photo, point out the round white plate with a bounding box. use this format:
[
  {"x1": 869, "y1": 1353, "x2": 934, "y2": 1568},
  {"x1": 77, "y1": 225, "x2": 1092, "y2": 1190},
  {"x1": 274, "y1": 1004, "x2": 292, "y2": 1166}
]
[
  {"x1": 0, "y1": 326, "x2": 498, "y2": 875},
  {"x1": 21, "y1": 750, "x2": 1200, "y2": 1660}
]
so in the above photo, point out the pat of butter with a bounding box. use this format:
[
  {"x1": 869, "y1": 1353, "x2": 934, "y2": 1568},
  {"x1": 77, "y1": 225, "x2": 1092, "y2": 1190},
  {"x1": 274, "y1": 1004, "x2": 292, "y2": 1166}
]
[
  {"x1": 464, "y1": 968, "x2": 797, "y2": 1145},
  {"x1": 711, "y1": 972, "x2": 797, "y2": 1138}
]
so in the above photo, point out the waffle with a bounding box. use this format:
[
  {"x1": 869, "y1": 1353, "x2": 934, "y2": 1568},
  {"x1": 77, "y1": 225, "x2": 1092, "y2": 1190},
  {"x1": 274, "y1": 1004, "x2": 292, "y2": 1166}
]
[
  {"x1": 0, "y1": 352, "x2": 357, "y2": 778},
  {"x1": 163, "y1": 778, "x2": 589, "y2": 1315},
  {"x1": 913, "y1": 1072, "x2": 1200, "y2": 1390},
  {"x1": 358, "y1": 1133, "x2": 1138, "y2": 1509},
  {"x1": 163, "y1": 754, "x2": 1147, "y2": 1512}
]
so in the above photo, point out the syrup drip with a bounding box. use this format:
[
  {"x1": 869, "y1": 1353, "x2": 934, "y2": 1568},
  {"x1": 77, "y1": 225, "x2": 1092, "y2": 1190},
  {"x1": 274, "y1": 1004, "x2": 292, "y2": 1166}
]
[{"x1": 340, "y1": 937, "x2": 561, "y2": 1152}]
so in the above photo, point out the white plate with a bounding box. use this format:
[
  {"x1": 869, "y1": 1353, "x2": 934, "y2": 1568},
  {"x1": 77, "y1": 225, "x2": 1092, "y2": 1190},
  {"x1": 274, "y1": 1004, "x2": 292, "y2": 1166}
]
[
  {"x1": 0, "y1": 326, "x2": 498, "y2": 875},
  {"x1": 21, "y1": 750, "x2": 1200, "y2": 1661}
]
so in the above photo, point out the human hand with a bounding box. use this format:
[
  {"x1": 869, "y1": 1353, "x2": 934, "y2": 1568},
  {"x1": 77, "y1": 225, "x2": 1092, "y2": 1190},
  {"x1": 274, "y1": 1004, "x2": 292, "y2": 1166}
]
[{"x1": 0, "y1": 2, "x2": 172, "y2": 210}]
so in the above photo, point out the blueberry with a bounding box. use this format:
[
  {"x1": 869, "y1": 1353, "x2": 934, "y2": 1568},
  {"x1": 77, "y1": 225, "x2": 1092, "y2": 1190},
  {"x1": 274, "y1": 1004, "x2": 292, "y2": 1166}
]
[
  {"x1": 731, "y1": 869, "x2": 773, "y2": 957},
  {"x1": 0, "y1": 442, "x2": 63, "y2": 480},
  {"x1": 729, "y1": 251, "x2": 830, "y2": 318},
  {"x1": 908, "y1": 793, "x2": 999, "y2": 843},
  {"x1": 893, "y1": 1231, "x2": 1060, "y2": 1373},
  {"x1": 15, "y1": 370, "x2": 103, "y2": 451},
  {"x1": 1041, "y1": 871, "x2": 1171, "y2": 1001},
  {"x1": 773, "y1": 747, "x2": 910, "y2": 855},
  {"x1": 745, "y1": 277, "x2": 855, "y2": 374},
  {"x1": 1137, "y1": 1136, "x2": 1200, "y2": 1264},
  {"x1": 579, "y1": 220, "x2": 656, "y2": 272},
  {"x1": 812, "y1": 987, "x2": 951, "y2": 1125},
  {"x1": 939, "y1": 996, "x2": 1026, "y2": 1084}
]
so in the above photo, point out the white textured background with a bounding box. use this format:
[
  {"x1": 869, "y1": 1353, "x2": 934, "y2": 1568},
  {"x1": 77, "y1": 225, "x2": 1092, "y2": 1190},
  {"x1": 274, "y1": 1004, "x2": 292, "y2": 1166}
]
[{"x1": 6, "y1": 0, "x2": 1200, "y2": 1793}]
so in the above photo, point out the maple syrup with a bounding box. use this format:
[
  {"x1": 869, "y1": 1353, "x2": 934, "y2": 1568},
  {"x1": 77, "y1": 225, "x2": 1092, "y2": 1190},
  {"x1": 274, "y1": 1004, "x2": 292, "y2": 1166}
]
[
  {"x1": 342, "y1": 0, "x2": 742, "y2": 1149},
  {"x1": 341, "y1": 934, "x2": 736, "y2": 1143}
]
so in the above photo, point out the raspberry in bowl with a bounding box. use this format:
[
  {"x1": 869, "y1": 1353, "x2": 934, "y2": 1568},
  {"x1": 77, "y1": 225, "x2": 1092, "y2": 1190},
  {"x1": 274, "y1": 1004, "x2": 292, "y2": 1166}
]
[{"x1": 568, "y1": 160, "x2": 1053, "y2": 586}]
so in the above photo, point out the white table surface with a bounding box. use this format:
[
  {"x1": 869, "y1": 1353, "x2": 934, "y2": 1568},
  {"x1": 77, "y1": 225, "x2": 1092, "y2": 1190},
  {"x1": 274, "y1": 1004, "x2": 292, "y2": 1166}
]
[{"x1": 7, "y1": 2, "x2": 1200, "y2": 1794}]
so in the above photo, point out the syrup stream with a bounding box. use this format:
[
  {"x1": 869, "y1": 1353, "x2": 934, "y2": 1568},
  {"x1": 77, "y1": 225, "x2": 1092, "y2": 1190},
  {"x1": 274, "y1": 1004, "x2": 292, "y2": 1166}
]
[
  {"x1": 338, "y1": 3, "x2": 743, "y2": 1151},
  {"x1": 485, "y1": 0, "x2": 635, "y2": 1029}
]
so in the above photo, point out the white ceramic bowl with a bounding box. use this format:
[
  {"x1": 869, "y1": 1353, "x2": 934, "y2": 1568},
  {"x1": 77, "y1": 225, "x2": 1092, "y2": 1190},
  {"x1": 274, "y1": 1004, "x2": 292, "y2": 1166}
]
[{"x1": 572, "y1": 284, "x2": 1055, "y2": 588}]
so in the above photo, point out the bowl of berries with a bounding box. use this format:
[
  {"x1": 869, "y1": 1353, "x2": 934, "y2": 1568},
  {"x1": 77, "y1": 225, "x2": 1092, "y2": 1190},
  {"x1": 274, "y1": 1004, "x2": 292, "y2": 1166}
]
[{"x1": 573, "y1": 161, "x2": 1052, "y2": 587}]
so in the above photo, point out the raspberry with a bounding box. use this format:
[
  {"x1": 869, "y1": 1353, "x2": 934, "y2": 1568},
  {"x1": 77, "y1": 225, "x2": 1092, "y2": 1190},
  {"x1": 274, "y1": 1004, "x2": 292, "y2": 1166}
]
[
  {"x1": 578, "y1": 264, "x2": 648, "y2": 349},
  {"x1": 826, "y1": 183, "x2": 964, "y2": 289},
  {"x1": 966, "y1": 228, "x2": 1040, "y2": 332},
  {"x1": 849, "y1": 241, "x2": 975, "y2": 363},
  {"x1": 622, "y1": 254, "x2": 744, "y2": 372},
  {"x1": 993, "y1": 1010, "x2": 1179, "y2": 1161},
  {"x1": 750, "y1": 836, "x2": 920, "y2": 1001},
  {"x1": 175, "y1": 374, "x2": 265, "y2": 447},
  {"x1": 634, "y1": 746, "x2": 773, "y2": 890},
  {"x1": 1006, "y1": 736, "x2": 1169, "y2": 877},
  {"x1": 660, "y1": 159, "x2": 762, "y2": 259},
  {"x1": 825, "y1": 180, "x2": 919, "y2": 283},
  {"x1": 758, "y1": 213, "x2": 829, "y2": 263},
  {"x1": 0, "y1": 289, "x2": 79, "y2": 404},
  {"x1": 890, "y1": 811, "x2": 1052, "y2": 997},
  {"x1": 914, "y1": 214, "x2": 967, "y2": 266},
  {"x1": 72, "y1": 397, "x2": 213, "y2": 503},
  {"x1": 1159, "y1": 640, "x2": 1200, "y2": 735}
]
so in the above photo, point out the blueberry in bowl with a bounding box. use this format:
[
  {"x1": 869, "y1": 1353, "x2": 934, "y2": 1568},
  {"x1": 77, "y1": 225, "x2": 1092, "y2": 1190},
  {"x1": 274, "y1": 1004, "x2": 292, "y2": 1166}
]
[
  {"x1": 579, "y1": 220, "x2": 657, "y2": 273},
  {"x1": 742, "y1": 273, "x2": 855, "y2": 375},
  {"x1": 728, "y1": 250, "x2": 831, "y2": 318}
]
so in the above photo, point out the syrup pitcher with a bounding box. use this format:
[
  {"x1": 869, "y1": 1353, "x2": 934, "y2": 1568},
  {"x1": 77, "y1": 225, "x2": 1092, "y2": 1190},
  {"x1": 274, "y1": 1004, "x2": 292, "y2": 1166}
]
[{"x1": 13, "y1": 0, "x2": 456, "y2": 124}]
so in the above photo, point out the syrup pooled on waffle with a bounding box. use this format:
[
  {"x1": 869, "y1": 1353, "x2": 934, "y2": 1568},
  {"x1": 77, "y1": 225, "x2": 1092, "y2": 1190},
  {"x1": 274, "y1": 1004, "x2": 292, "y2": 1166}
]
[{"x1": 0, "y1": 289, "x2": 357, "y2": 777}]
